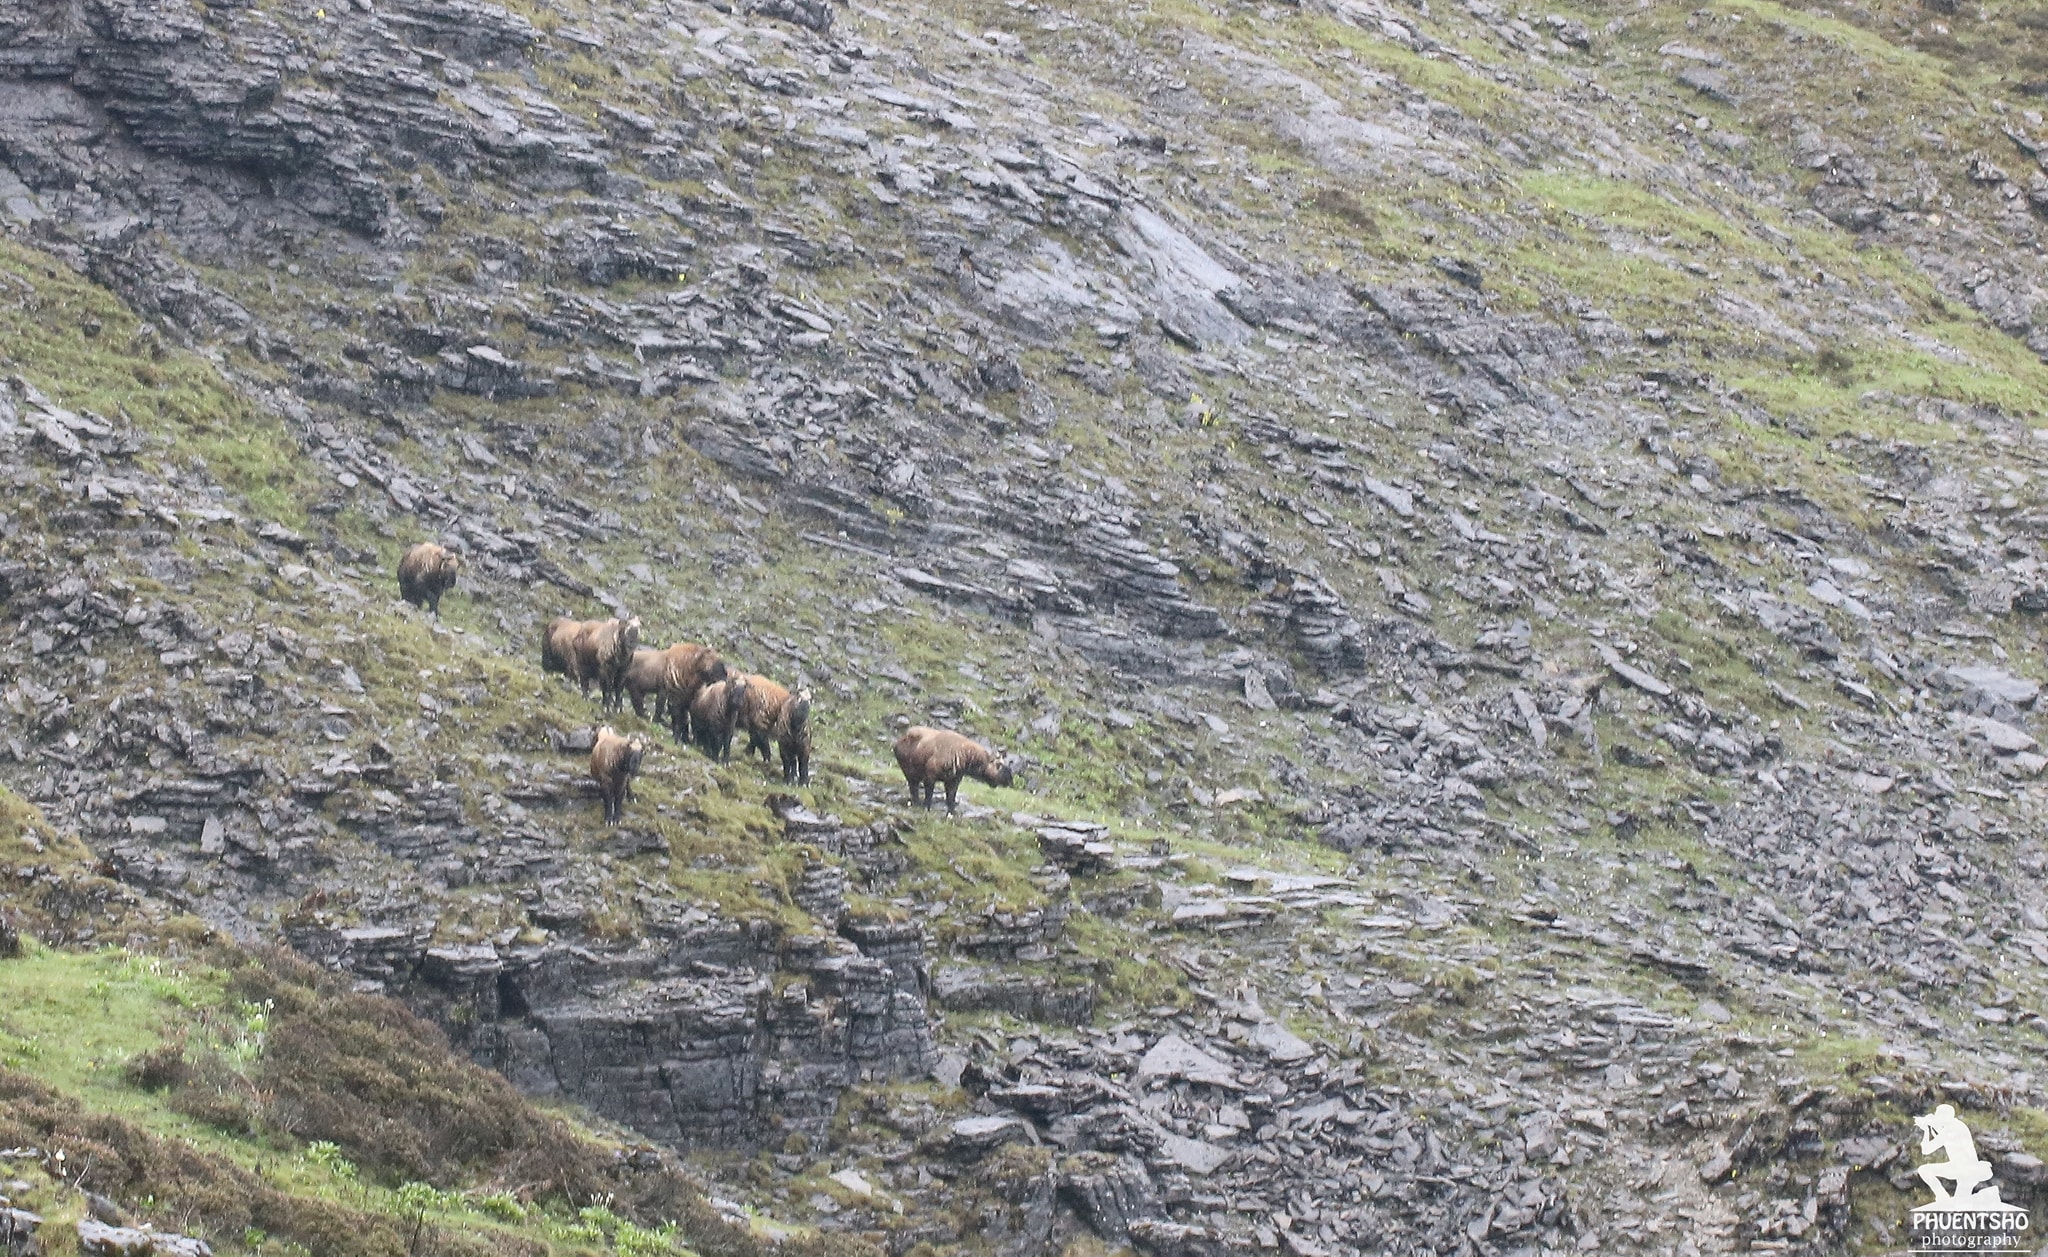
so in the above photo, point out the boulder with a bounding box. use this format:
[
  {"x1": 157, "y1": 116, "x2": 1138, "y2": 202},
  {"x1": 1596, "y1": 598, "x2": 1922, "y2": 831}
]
[
  {"x1": 942, "y1": 1115, "x2": 1030, "y2": 1160},
  {"x1": 76, "y1": 1218, "x2": 212, "y2": 1257},
  {"x1": 1137, "y1": 1035, "x2": 1240, "y2": 1089},
  {"x1": 1, "y1": 1208, "x2": 40, "y2": 1257}
]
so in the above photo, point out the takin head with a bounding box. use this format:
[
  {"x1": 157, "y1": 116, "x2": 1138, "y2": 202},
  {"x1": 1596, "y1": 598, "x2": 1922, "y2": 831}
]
[{"x1": 979, "y1": 751, "x2": 1014, "y2": 788}]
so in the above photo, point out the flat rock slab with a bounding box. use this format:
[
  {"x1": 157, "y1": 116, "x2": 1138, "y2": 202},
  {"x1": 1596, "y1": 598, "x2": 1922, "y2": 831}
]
[
  {"x1": 1948, "y1": 665, "x2": 2040, "y2": 707},
  {"x1": 1362, "y1": 477, "x2": 1414, "y2": 517},
  {"x1": 1249, "y1": 1020, "x2": 1316, "y2": 1063},
  {"x1": 1139, "y1": 1033, "x2": 1242, "y2": 1089},
  {"x1": 1155, "y1": 1130, "x2": 1232, "y2": 1175},
  {"x1": 830, "y1": 1168, "x2": 881, "y2": 1197},
  {"x1": 1223, "y1": 866, "x2": 1347, "y2": 894},
  {"x1": 945, "y1": 1114, "x2": 1029, "y2": 1158},
  {"x1": 1598, "y1": 644, "x2": 1672, "y2": 697},
  {"x1": 78, "y1": 1218, "x2": 213, "y2": 1257},
  {"x1": 1961, "y1": 714, "x2": 2036, "y2": 753}
]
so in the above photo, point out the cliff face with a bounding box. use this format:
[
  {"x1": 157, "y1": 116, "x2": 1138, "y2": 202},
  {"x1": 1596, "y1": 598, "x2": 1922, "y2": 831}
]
[{"x1": 5, "y1": 0, "x2": 2048, "y2": 1250}]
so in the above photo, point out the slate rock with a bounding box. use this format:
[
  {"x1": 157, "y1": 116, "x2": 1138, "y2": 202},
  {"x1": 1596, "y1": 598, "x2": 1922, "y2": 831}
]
[
  {"x1": 0, "y1": 1208, "x2": 39, "y2": 1257},
  {"x1": 1248, "y1": 1020, "x2": 1315, "y2": 1063},
  {"x1": 944, "y1": 1114, "x2": 1030, "y2": 1159},
  {"x1": 1945, "y1": 665, "x2": 2039, "y2": 710},
  {"x1": 1138, "y1": 1035, "x2": 1240, "y2": 1089},
  {"x1": 1153, "y1": 1131, "x2": 1231, "y2": 1176},
  {"x1": 77, "y1": 1218, "x2": 212, "y2": 1257},
  {"x1": 1961, "y1": 715, "x2": 2036, "y2": 754}
]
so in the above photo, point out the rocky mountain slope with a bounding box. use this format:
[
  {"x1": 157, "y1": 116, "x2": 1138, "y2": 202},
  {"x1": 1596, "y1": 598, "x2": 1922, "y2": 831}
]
[{"x1": 5, "y1": 0, "x2": 2048, "y2": 1252}]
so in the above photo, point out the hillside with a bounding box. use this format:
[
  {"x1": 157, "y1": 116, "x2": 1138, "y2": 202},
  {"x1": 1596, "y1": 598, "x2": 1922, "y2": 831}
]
[{"x1": 3, "y1": 0, "x2": 2048, "y2": 1252}]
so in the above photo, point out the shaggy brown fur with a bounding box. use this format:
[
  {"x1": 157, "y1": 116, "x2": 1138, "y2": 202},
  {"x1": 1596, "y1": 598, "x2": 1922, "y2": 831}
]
[
  {"x1": 588, "y1": 616, "x2": 642, "y2": 711},
  {"x1": 561, "y1": 618, "x2": 630, "y2": 708},
  {"x1": 893, "y1": 726, "x2": 1012, "y2": 812},
  {"x1": 687, "y1": 675, "x2": 751, "y2": 761},
  {"x1": 737, "y1": 675, "x2": 813, "y2": 785},
  {"x1": 622, "y1": 648, "x2": 671, "y2": 721},
  {"x1": 541, "y1": 616, "x2": 588, "y2": 680},
  {"x1": 656, "y1": 644, "x2": 729, "y2": 741},
  {"x1": 541, "y1": 616, "x2": 642, "y2": 707},
  {"x1": 590, "y1": 726, "x2": 648, "y2": 824},
  {"x1": 397, "y1": 543, "x2": 461, "y2": 614}
]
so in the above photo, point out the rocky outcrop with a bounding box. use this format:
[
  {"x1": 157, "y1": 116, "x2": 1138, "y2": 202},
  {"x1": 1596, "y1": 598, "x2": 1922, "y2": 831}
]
[
  {"x1": 291, "y1": 904, "x2": 935, "y2": 1150},
  {"x1": 0, "y1": 0, "x2": 561, "y2": 241},
  {"x1": 9, "y1": 0, "x2": 2048, "y2": 1248}
]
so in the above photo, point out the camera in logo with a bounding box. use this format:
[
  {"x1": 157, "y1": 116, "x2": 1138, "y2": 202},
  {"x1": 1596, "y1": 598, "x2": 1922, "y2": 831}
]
[{"x1": 1909, "y1": 1106, "x2": 2029, "y2": 1254}]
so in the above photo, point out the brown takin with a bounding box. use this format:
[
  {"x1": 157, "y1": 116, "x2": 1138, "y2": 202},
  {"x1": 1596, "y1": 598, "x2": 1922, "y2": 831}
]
[
  {"x1": 656, "y1": 643, "x2": 729, "y2": 741},
  {"x1": 687, "y1": 675, "x2": 750, "y2": 761},
  {"x1": 397, "y1": 543, "x2": 461, "y2": 614},
  {"x1": 893, "y1": 726, "x2": 1012, "y2": 813},
  {"x1": 541, "y1": 616, "x2": 583, "y2": 680},
  {"x1": 587, "y1": 616, "x2": 642, "y2": 711},
  {"x1": 589, "y1": 726, "x2": 649, "y2": 824},
  {"x1": 541, "y1": 616, "x2": 643, "y2": 706},
  {"x1": 736, "y1": 675, "x2": 812, "y2": 785},
  {"x1": 622, "y1": 647, "x2": 670, "y2": 722}
]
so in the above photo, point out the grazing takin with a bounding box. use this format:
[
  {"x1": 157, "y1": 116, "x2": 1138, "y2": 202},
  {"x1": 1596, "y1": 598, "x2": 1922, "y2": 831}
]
[
  {"x1": 736, "y1": 675, "x2": 812, "y2": 785},
  {"x1": 589, "y1": 726, "x2": 648, "y2": 824},
  {"x1": 688, "y1": 675, "x2": 751, "y2": 761},
  {"x1": 657, "y1": 643, "x2": 729, "y2": 741},
  {"x1": 397, "y1": 543, "x2": 461, "y2": 614},
  {"x1": 894, "y1": 726, "x2": 1013, "y2": 813}
]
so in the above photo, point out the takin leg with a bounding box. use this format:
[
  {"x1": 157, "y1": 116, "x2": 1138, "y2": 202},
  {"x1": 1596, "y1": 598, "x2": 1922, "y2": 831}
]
[{"x1": 944, "y1": 776, "x2": 961, "y2": 814}]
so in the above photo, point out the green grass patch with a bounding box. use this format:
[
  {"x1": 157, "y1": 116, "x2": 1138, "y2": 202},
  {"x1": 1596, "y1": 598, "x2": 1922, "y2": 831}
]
[{"x1": 0, "y1": 238, "x2": 319, "y2": 526}]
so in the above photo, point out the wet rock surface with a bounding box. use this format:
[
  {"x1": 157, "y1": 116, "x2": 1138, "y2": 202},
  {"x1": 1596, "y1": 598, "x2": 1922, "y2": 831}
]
[{"x1": 5, "y1": 0, "x2": 2048, "y2": 1251}]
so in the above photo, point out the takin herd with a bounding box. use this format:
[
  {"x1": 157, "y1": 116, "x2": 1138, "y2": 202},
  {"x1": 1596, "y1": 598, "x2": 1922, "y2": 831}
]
[{"x1": 398, "y1": 542, "x2": 1017, "y2": 823}]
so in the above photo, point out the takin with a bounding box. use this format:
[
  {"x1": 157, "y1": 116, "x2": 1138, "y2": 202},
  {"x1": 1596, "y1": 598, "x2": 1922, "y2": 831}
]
[
  {"x1": 397, "y1": 542, "x2": 461, "y2": 614},
  {"x1": 590, "y1": 726, "x2": 649, "y2": 824},
  {"x1": 622, "y1": 647, "x2": 671, "y2": 722},
  {"x1": 688, "y1": 675, "x2": 751, "y2": 761},
  {"x1": 587, "y1": 616, "x2": 642, "y2": 711},
  {"x1": 542, "y1": 615, "x2": 642, "y2": 706},
  {"x1": 736, "y1": 675, "x2": 812, "y2": 785},
  {"x1": 541, "y1": 616, "x2": 583, "y2": 680},
  {"x1": 657, "y1": 643, "x2": 729, "y2": 741},
  {"x1": 893, "y1": 726, "x2": 1012, "y2": 813}
]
